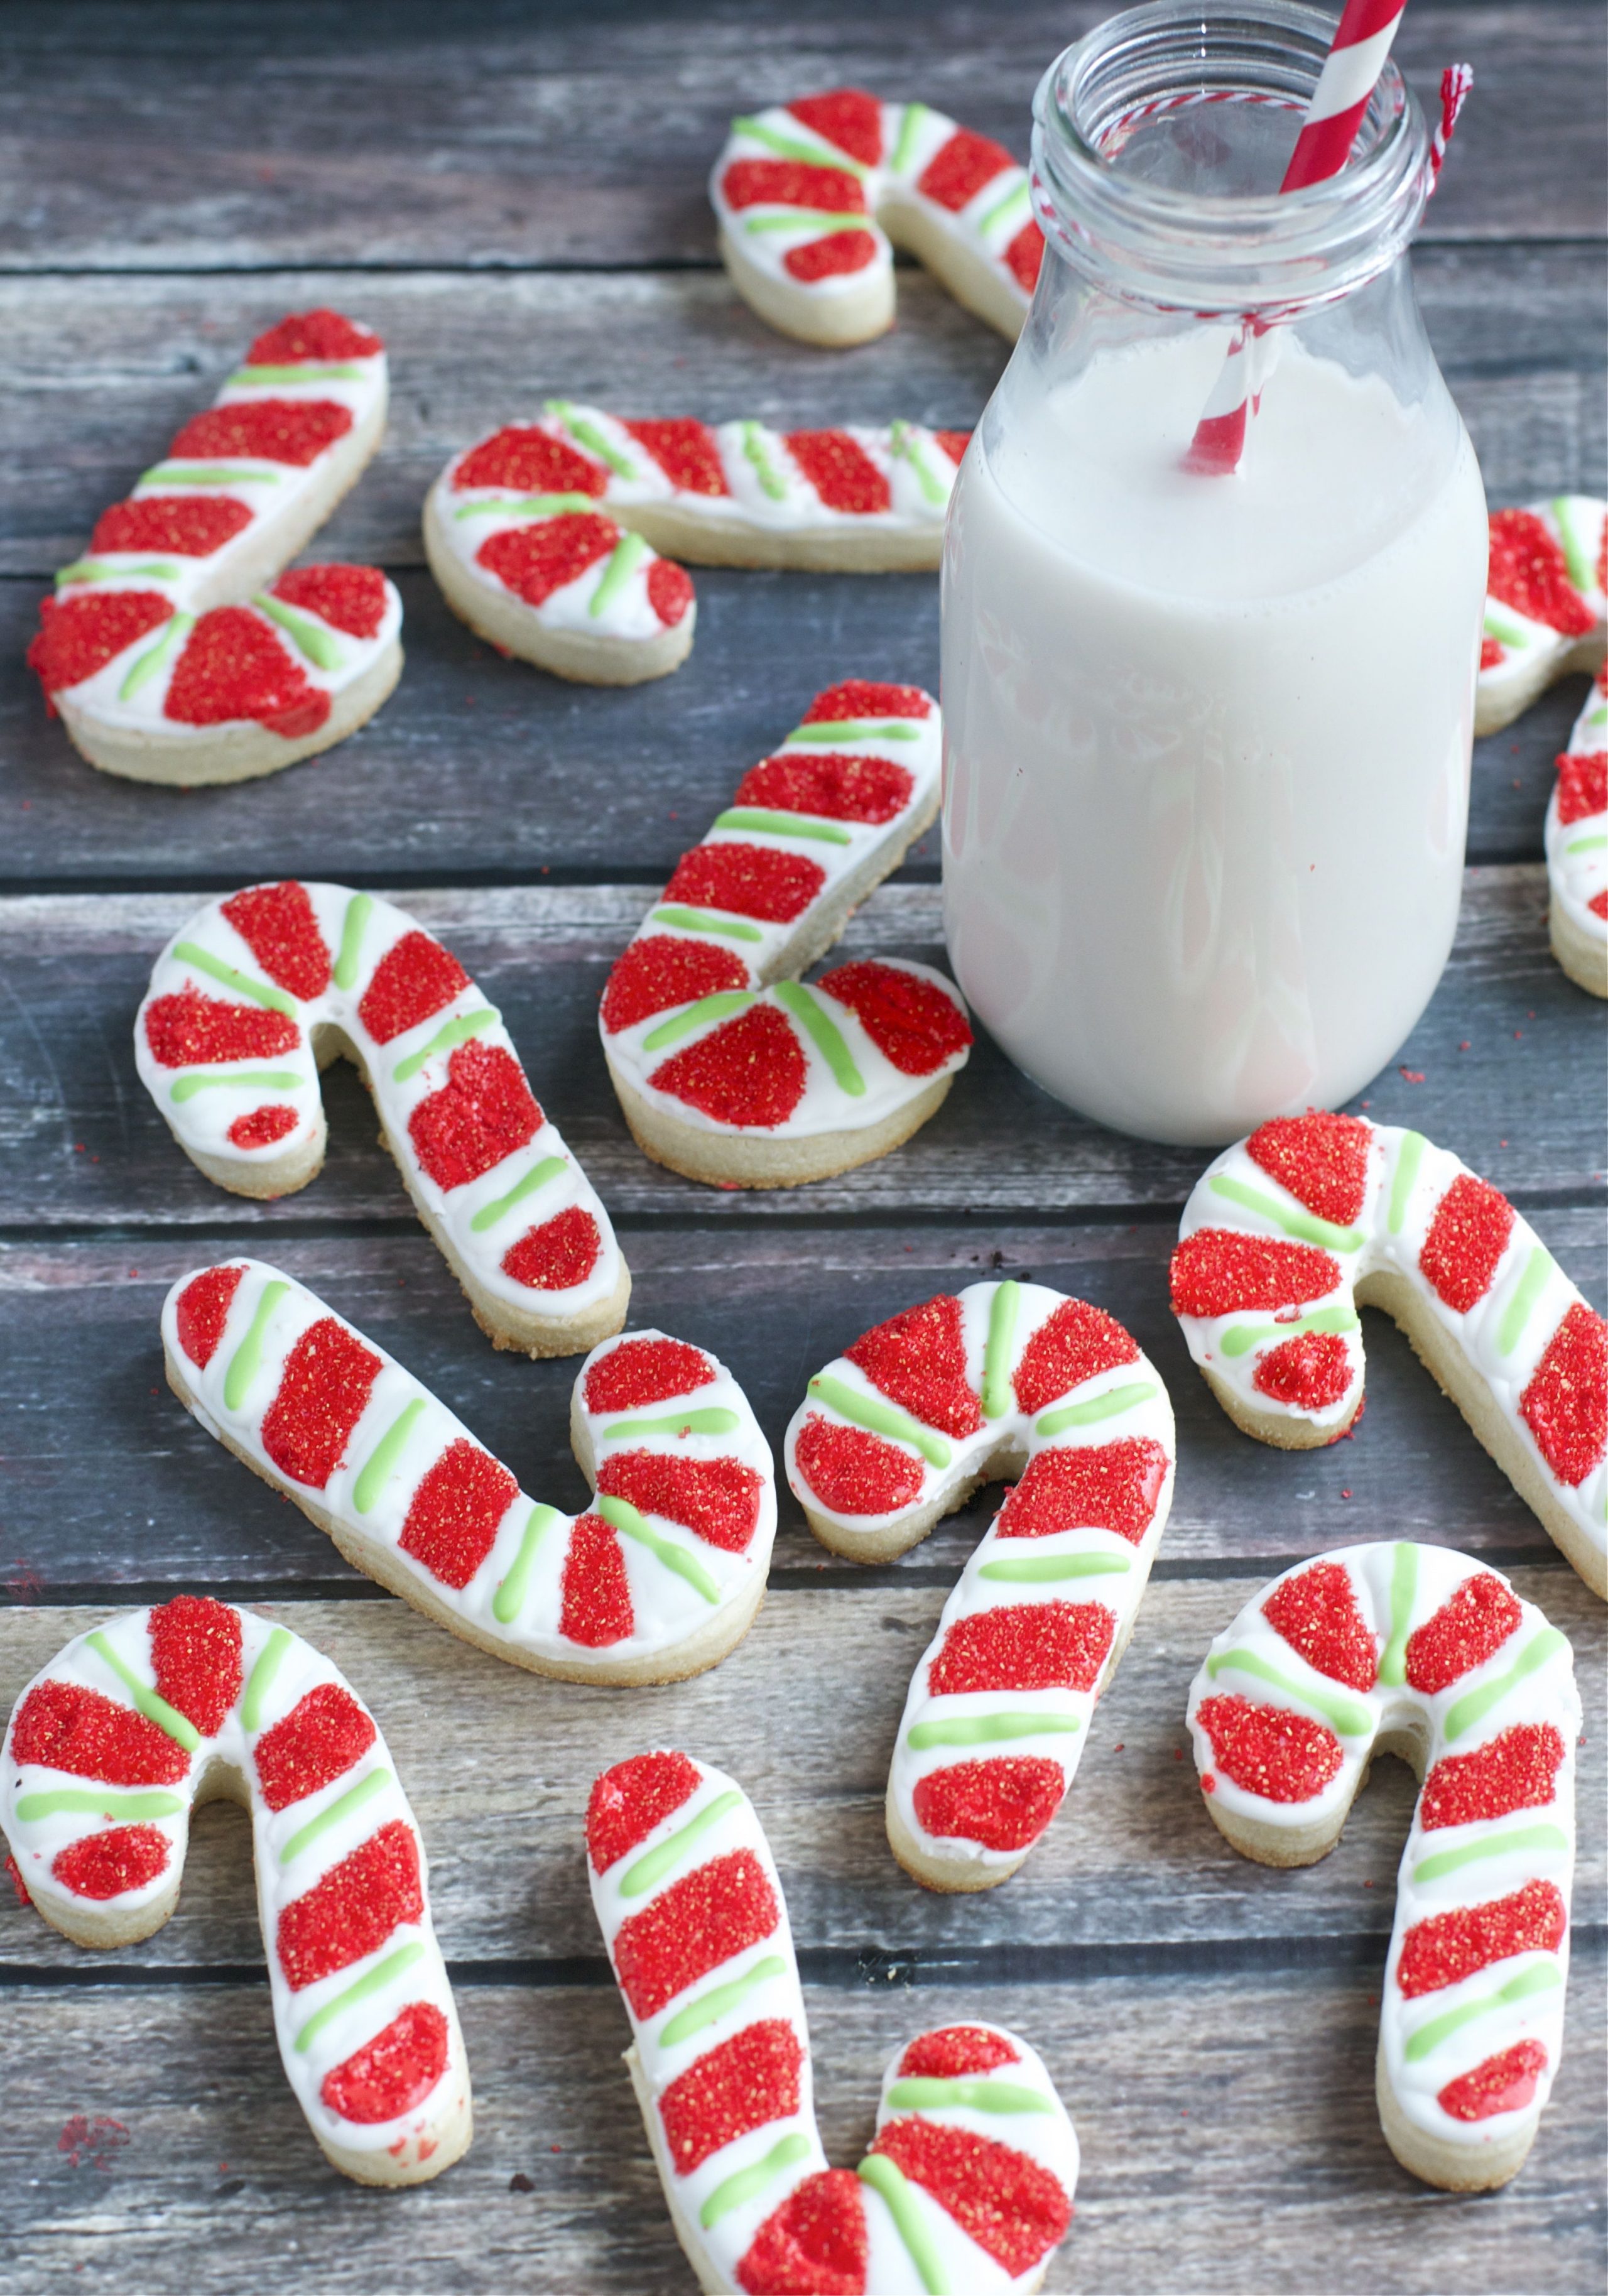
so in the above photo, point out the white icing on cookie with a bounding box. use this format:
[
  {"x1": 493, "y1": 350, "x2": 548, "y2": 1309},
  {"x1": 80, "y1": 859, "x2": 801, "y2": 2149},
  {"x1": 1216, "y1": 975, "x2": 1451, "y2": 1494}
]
[
  {"x1": 785, "y1": 1280, "x2": 1175, "y2": 1886},
  {"x1": 1476, "y1": 496, "x2": 1606, "y2": 736},
  {"x1": 587, "y1": 1749, "x2": 1078, "y2": 2290},
  {"x1": 1, "y1": 1600, "x2": 467, "y2": 2182},
  {"x1": 710, "y1": 92, "x2": 1043, "y2": 344},
  {"x1": 1546, "y1": 665, "x2": 1607, "y2": 966},
  {"x1": 135, "y1": 880, "x2": 625, "y2": 1342},
  {"x1": 1187, "y1": 1543, "x2": 1578, "y2": 2186},
  {"x1": 1171, "y1": 1115, "x2": 1607, "y2": 1595},
  {"x1": 163, "y1": 1260, "x2": 776, "y2": 1680}
]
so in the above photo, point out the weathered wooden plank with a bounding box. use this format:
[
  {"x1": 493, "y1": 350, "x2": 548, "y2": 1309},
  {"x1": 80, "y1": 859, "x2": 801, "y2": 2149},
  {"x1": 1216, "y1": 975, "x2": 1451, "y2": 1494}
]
[
  {"x1": 1, "y1": 256, "x2": 1601, "y2": 580},
  {"x1": 0, "y1": 0, "x2": 1601, "y2": 271},
  {"x1": 0, "y1": 1957, "x2": 1602, "y2": 2294},
  {"x1": 0, "y1": 1577, "x2": 1600, "y2": 1966},
  {"x1": 0, "y1": 874, "x2": 1600, "y2": 1235}
]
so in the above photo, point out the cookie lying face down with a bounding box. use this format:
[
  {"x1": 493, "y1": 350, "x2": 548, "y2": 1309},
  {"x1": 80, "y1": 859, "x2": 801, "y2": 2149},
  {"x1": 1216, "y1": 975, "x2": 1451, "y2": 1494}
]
[
  {"x1": 2, "y1": 1599, "x2": 470, "y2": 2186},
  {"x1": 27, "y1": 309, "x2": 401, "y2": 785},
  {"x1": 711, "y1": 88, "x2": 1045, "y2": 346},
  {"x1": 1188, "y1": 1545, "x2": 1579, "y2": 2192},
  {"x1": 588, "y1": 1750, "x2": 1080, "y2": 2292},
  {"x1": 1170, "y1": 1112, "x2": 1608, "y2": 1599},
  {"x1": 599, "y1": 680, "x2": 972, "y2": 1189},
  {"x1": 165, "y1": 1260, "x2": 777, "y2": 1687},
  {"x1": 787, "y1": 1281, "x2": 1175, "y2": 1893},
  {"x1": 136, "y1": 879, "x2": 627, "y2": 1357}
]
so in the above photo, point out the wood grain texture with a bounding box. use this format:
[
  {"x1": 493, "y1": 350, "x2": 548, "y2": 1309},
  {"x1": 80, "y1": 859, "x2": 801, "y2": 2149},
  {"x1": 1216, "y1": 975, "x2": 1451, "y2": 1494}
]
[
  {"x1": 0, "y1": 873, "x2": 1602, "y2": 1229},
  {"x1": 0, "y1": 1212, "x2": 1603, "y2": 1592},
  {"x1": 0, "y1": 0, "x2": 1602, "y2": 272},
  {"x1": 0, "y1": 1579, "x2": 1600, "y2": 1966}
]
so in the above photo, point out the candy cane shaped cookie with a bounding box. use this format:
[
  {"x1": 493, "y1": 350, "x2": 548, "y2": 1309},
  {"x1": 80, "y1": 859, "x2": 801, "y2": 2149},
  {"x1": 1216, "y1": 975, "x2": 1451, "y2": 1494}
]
[
  {"x1": 712, "y1": 90, "x2": 1043, "y2": 347},
  {"x1": 1, "y1": 1597, "x2": 469, "y2": 2185},
  {"x1": 165, "y1": 1261, "x2": 776, "y2": 1685},
  {"x1": 1476, "y1": 498, "x2": 1605, "y2": 736},
  {"x1": 1546, "y1": 666, "x2": 1608, "y2": 996},
  {"x1": 600, "y1": 680, "x2": 971, "y2": 1188},
  {"x1": 785, "y1": 1282, "x2": 1175, "y2": 1890},
  {"x1": 588, "y1": 1751, "x2": 1079, "y2": 2293},
  {"x1": 26, "y1": 310, "x2": 402, "y2": 786},
  {"x1": 426, "y1": 409, "x2": 968, "y2": 634},
  {"x1": 1187, "y1": 1544, "x2": 1579, "y2": 2190},
  {"x1": 136, "y1": 879, "x2": 627, "y2": 1356},
  {"x1": 1170, "y1": 1113, "x2": 1608, "y2": 1598}
]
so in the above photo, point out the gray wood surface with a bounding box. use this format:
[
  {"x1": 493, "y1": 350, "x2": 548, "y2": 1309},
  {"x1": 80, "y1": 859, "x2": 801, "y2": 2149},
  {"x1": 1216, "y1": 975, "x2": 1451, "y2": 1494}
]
[{"x1": 1, "y1": 4, "x2": 1604, "y2": 2290}]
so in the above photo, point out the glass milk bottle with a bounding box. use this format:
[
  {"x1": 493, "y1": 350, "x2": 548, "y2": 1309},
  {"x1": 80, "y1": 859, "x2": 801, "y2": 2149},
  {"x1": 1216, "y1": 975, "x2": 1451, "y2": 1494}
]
[{"x1": 941, "y1": 0, "x2": 1487, "y2": 1145}]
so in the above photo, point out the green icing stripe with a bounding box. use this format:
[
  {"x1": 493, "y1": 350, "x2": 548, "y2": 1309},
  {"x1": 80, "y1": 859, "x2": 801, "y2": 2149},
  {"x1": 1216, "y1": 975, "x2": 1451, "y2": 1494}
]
[
  {"x1": 808, "y1": 1373, "x2": 950, "y2": 1468},
  {"x1": 907, "y1": 1711, "x2": 1079, "y2": 1750},
  {"x1": 1497, "y1": 1246, "x2": 1556, "y2": 1355},
  {"x1": 242, "y1": 1627, "x2": 291, "y2": 1733},
  {"x1": 1210, "y1": 1172, "x2": 1362, "y2": 1252},
  {"x1": 468, "y1": 1156, "x2": 567, "y2": 1234},
  {"x1": 280, "y1": 1767, "x2": 391, "y2": 1865},
  {"x1": 743, "y1": 209, "x2": 870, "y2": 233},
  {"x1": 1483, "y1": 603, "x2": 1536, "y2": 647},
  {"x1": 352, "y1": 1400, "x2": 426, "y2": 1514},
  {"x1": 333, "y1": 892, "x2": 372, "y2": 990},
  {"x1": 774, "y1": 981, "x2": 864, "y2": 1096},
  {"x1": 1376, "y1": 1543, "x2": 1418, "y2": 1687},
  {"x1": 600, "y1": 1406, "x2": 741, "y2": 1440},
  {"x1": 976, "y1": 178, "x2": 1031, "y2": 236},
  {"x1": 172, "y1": 941, "x2": 296, "y2": 1015},
  {"x1": 889, "y1": 102, "x2": 930, "y2": 176},
  {"x1": 224, "y1": 1278, "x2": 291, "y2": 1411},
  {"x1": 254, "y1": 592, "x2": 343, "y2": 671},
  {"x1": 1445, "y1": 1629, "x2": 1568, "y2": 1743},
  {"x1": 1219, "y1": 1305, "x2": 1359, "y2": 1359},
  {"x1": 119, "y1": 610, "x2": 193, "y2": 699},
  {"x1": 57, "y1": 559, "x2": 180, "y2": 585},
  {"x1": 545, "y1": 401, "x2": 637, "y2": 477},
  {"x1": 1205, "y1": 1647, "x2": 1372, "y2": 1736},
  {"x1": 731, "y1": 114, "x2": 870, "y2": 177},
  {"x1": 1566, "y1": 832, "x2": 1608, "y2": 853},
  {"x1": 229, "y1": 361, "x2": 367, "y2": 383},
  {"x1": 641, "y1": 991, "x2": 756, "y2": 1052},
  {"x1": 1388, "y1": 1131, "x2": 1426, "y2": 1233},
  {"x1": 1413, "y1": 1821, "x2": 1570, "y2": 1886},
  {"x1": 85, "y1": 1633, "x2": 202, "y2": 1754},
  {"x1": 741, "y1": 420, "x2": 787, "y2": 501},
  {"x1": 651, "y1": 906, "x2": 765, "y2": 943},
  {"x1": 453, "y1": 490, "x2": 600, "y2": 521},
  {"x1": 857, "y1": 2152, "x2": 948, "y2": 2295},
  {"x1": 170, "y1": 1069, "x2": 305, "y2": 1102},
  {"x1": 620, "y1": 1789, "x2": 742, "y2": 1899},
  {"x1": 1403, "y1": 1959, "x2": 1561, "y2": 2064},
  {"x1": 1035, "y1": 1381, "x2": 1157, "y2": 1436},
  {"x1": 981, "y1": 1281, "x2": 1021, "y2": 1419},
  {"x1": 589, "y1": 531, "x2": 651, "y2": 619},
  {"x1": 1551, "y1": 497, "x2": 1596, "y2": 593},
  {"x1": 15, "y1": 1788, "x2": 185, "y2": 1822},
  {"x1": 293, "y1": 1940, "x2": 428, "y2": 2055},
  {"x1": 660, "y1": 1954, "x2": 789, "y2": 2047},
  {"x1": 701, "y1": 2133, "x2": 813, "y2": 2230},
  {"x1": 597, "y1": 1494, "x2": 720, "y2": 1604},
  {"x1": 886, "y1": 2077, "x2": 1051, "y2": 2114},
  {"x1": 492, "y1": 1504, "x2": 562, "y2": 1626},
  {"x1": 785, "y1": 719, "x2": 919, "y2": 743},
  {"x1": 889, "y1": 420, "x2": 948, "y2": 506},
  {"x1": 139, "y1": 464, "x2": 281, "y2": 487},
  {"x1": 713, "y1": 808, "x2": 852, "y2": 846},
  {"x1": 393, "y1": 1008, "x2": 496, "y2": 1084},
  {"x1": 980, "y1": 1551, "x2": 1131, "y2": 1583}
]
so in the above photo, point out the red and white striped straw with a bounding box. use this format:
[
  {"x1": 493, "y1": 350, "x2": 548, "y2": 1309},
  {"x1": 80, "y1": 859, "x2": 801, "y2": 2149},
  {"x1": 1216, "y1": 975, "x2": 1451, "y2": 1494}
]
[{"x1": 1183, "y1": 0, "x2": 1410, "y2": 476}]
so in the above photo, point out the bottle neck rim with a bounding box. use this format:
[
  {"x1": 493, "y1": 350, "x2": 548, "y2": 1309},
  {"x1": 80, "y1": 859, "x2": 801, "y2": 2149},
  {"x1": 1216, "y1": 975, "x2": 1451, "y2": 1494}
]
[{"x1": 1030, "y1": 0, "x2": 1433, "y2": 318}]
